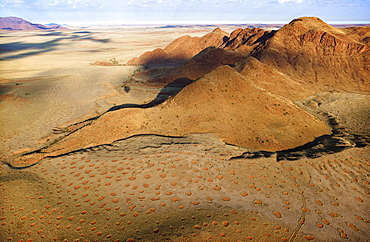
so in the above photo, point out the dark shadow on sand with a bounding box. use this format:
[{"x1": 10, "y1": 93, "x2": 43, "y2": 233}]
[
  {"x1": 0, "y1": 30, "x2": 110, "y2": 60},
  {"x1": 107, "y1": 77, "x2": 193, "y2": 112},
  {"x1": 38, "y1": 31, "x2": 65, "y2": 36},
  {"x1": 7, "y1": 134, "x2": 195, "y2": 169},
  {"x1": 51, "y1": 76, "x2": 194, "y2": 133},
  {"x1": 231, "y1": 113, "x2": 370, "y2": 161}
]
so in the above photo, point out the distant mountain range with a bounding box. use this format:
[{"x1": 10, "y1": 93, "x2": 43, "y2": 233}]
[{"x1": 0, "y1": 17, "x2": 67, "y2": 30}]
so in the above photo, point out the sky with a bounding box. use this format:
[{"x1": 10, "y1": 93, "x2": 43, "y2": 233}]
[{"x1": 0, "y1": 0, "x2": 369, "y2": 25}]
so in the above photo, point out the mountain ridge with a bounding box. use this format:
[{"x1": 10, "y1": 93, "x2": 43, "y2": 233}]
[
  {"x1": 132, "y1": 16, "x2": 370, "y2": 96},
  {"x1": 0, "y1": 17, "x2": 67, "y2": 30}
]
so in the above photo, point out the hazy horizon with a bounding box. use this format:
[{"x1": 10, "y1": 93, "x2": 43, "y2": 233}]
[
  {"x1": 2, "y1": 17, "x2": 370, "y2": 28},
  {"x1": 39, "y1": 19, "x2": 370, "y2": 26},
  {"x1": 1, "y1": 0, "x2": 369, "y2": 27}
]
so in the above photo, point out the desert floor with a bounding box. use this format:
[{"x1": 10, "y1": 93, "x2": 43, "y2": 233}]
[
  {"x1": 0, "y1": 26, "x2": 220, "y2": 159},
  {"x1": 0, "y1": 26, "x2": 369, "y2": 241}
]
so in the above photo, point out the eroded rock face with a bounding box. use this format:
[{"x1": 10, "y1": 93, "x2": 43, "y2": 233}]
[{"x1": 127, "y1": 26, "x2": 276, "y2": 66}]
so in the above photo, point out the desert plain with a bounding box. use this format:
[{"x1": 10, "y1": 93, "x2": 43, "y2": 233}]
[{"x1": 0, "y1": 19, "x2": 369, "y2": 242}]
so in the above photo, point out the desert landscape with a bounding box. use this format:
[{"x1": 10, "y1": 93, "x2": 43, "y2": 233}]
[{"x1": 0, "y1": 16, "x2": 369, "y2": 241}]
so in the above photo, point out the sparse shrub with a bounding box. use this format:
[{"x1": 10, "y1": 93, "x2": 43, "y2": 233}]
[
  {"x1": 110, "y1": 58, "x2": 123, "y2": 66},
  {"x1": 124, "y1": 86, "x2": 130, "y2": 93}
]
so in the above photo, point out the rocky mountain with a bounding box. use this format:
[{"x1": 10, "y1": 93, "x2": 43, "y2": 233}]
[
  {"x1": 0, "y1": 17, "x2": 66, "y2": 30},
  {"x1": 131, "y1": 17, "x2": 370, "y2": 97},
  {"x1": 127, "y1": 27, "x2": 274, "y2": 66},
  {"x1": 249, "y1": 17, "x2": 370, "y2": 96},
  {"x1": 9, "y1": 17, "x2": 370, "y2": 167},
  {"x1": 127, "y1": 27, "x2": 229, "y2": 65}
]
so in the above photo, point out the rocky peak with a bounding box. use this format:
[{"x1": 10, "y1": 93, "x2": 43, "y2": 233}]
[
  {"x1": 222, "y1": 27, "x2": 271, "y2": 50},
  {"x1": 250, "y1": 17, "x2": 370, "y2": 94},
  {"x1": 212, "y1": 27, "x2": 224, "y2": 33},
  {"x1": 277, "y1": 16, "x2": 348, "y2": 38}
]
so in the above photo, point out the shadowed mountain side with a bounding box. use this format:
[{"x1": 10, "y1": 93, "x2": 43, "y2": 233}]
[
  {"x1": 125, "y1": 48, "x2": 177, "y2": 66},
  {"x1": 221, "y1": 27, "x2": 273, "y2": 53},
  {"x1": 146, "y1": 47, "x2": 245, "y2": 85},
  {"x1": 9, "y1": 65, "x2": 330, "y2": 168},
  {"x1": 127, "y1": 27, "x2": 229, "y2": 65},
  {"x1": 251, "y1": 17, "x2": 370, "y2": 93}
]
